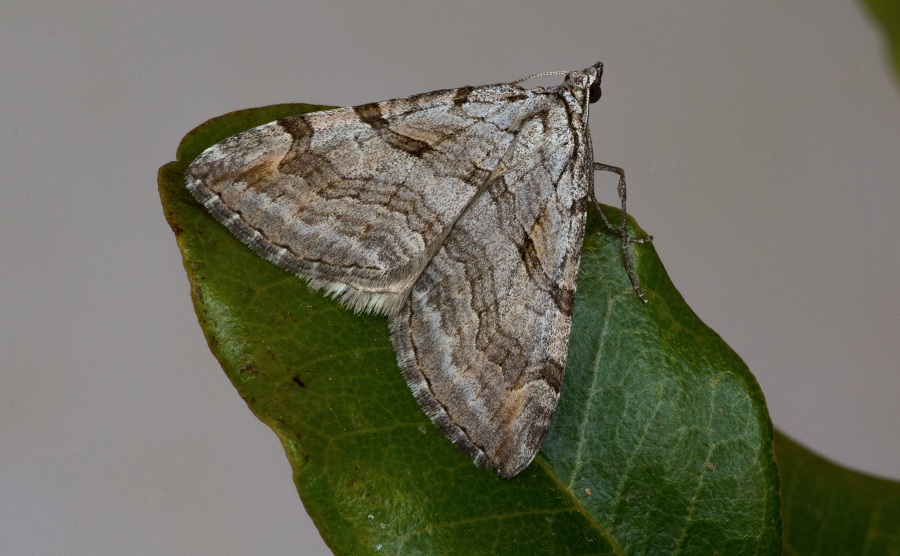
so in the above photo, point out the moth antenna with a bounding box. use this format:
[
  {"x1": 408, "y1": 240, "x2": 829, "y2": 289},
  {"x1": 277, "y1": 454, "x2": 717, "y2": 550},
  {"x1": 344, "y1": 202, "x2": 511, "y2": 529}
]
[{"x1": 511, "y1": 70, "x2": 570, "y2": 85}]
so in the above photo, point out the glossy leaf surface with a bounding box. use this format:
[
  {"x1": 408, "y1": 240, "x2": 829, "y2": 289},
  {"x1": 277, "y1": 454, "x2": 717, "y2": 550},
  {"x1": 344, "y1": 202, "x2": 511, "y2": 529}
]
[{"x1": 160, "y1": 104, "x2": 782, "y2": 554}]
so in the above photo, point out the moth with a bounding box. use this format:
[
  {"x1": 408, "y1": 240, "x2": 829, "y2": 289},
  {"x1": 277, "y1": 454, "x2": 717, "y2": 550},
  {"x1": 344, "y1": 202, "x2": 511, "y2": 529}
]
[{"x1": 186, "y1": 62, "x2": 650, "y2": 477}]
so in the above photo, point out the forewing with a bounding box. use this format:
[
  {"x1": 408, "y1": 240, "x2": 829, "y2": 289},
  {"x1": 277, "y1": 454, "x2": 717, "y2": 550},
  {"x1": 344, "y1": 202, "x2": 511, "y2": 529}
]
[
  {"x1": 186, "y1": 85, "x2": 534, "y2": 315},
  {"x1": 389, "y1": 99, "x2": 591, "y2": 477}
]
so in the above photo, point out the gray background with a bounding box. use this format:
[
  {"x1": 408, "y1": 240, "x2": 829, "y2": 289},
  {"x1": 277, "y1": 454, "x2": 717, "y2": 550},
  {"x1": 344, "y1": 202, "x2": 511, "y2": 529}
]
[{"x1": 3, "y1": 1, "x2": 898, "y2": 554}]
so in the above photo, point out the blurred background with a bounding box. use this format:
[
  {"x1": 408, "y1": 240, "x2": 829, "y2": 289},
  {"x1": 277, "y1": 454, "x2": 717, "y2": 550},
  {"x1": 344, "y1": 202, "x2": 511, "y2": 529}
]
[{"x1": 2, "y1": 2, "x2": 897, "y2": 554}]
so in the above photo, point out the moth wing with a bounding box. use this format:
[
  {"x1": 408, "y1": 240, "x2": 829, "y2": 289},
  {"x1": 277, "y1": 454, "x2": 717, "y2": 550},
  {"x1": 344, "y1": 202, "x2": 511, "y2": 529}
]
[
  {"x1": 390, "y1": 100, "x2": 591, "y2": 477},
  {"x1": 186, "y1": 86, "x2": 534, "y2": 315}
]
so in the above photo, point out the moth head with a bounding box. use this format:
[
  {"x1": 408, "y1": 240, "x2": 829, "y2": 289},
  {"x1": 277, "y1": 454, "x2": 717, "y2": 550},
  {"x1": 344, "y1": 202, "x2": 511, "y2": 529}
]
[{"x1": 565, "y1": 62, "x2": 604, "y2": 105}]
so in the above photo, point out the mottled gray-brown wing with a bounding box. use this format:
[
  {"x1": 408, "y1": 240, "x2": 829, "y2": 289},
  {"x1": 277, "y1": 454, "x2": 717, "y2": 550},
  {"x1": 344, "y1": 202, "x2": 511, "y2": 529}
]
[
  {"x1": 186, "y1": 85, "x2": 535, "y2": 315},
  {"x1": 389, "y1": 98, "x2": 591, "y2": 477}
]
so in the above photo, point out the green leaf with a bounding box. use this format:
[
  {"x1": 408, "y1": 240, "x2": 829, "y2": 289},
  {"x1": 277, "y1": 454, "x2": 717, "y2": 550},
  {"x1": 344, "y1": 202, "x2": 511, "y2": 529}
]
[
  {"x1": 776, "y1": 432, "x2": 900, "y2": 555},
  {"x1": 160, "y1": 104, "x2": 781, "y2": 554},
  {"x1": 862, "y1": 0, "x2": 900, "y2": 82}
]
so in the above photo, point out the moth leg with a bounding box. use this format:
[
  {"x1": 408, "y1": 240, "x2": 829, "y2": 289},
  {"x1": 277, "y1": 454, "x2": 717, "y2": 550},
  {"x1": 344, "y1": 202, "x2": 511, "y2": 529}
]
[{"x1": 592, "y1": 163, "x2": 652, "y2": 303}]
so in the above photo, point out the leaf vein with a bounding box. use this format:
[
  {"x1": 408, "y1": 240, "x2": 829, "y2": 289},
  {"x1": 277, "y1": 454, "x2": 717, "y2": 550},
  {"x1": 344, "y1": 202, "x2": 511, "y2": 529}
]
[{"x1": 565, "y1": 296, "x2": 616, "y2": 491}]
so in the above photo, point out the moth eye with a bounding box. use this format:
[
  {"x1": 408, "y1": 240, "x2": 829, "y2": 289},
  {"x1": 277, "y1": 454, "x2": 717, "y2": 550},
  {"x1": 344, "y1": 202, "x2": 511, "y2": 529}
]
[{"x1": 589, "y1": 81, "x2": 602, "y2": 103}]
